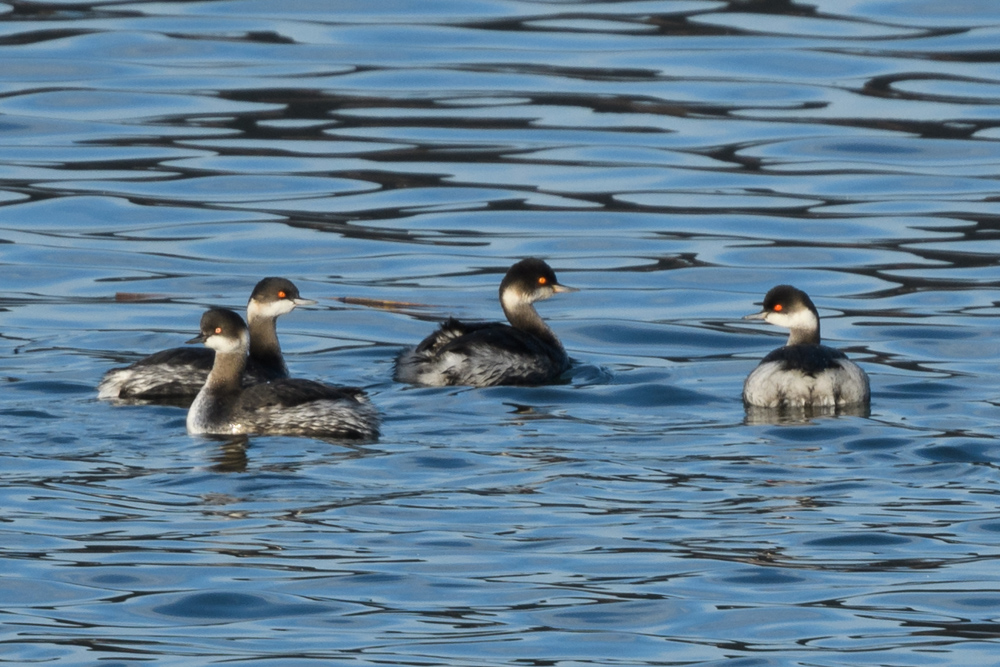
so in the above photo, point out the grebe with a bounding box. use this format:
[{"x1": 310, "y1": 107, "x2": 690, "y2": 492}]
[
  {"x1": 394, "y1": 258, "x2": 576, "y2": 387},
  {"x1": 743, "y1": 285, "x2": 870, "y2": 408},
  {"x1": 186, "y1": 308, "x2": 378, "y2": 440},
  {"x1": 99, "y1": 277, "x2": 314, "y2": 400}
]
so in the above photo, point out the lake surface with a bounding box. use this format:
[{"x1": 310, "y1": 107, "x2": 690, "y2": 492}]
[{"x1": 3, "y1": 0, "x2": 1000, "y2": 664}]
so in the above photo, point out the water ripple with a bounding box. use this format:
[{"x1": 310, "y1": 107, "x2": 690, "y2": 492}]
[{"x1": 2, "y1": 1, "x2": 1000, "y2": 665}]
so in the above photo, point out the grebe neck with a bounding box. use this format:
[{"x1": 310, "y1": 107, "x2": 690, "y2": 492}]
[
  {"x1": 247, "y1": 313, "x2": 285, "y2": 372},
  {"x1": 501, "y1": 291, "x2": 560, "y2": 347}
]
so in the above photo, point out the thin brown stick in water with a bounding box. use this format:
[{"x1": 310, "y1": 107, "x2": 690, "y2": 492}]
[{"x1": 334, "y1": 296, "x2": 435, "y2": 310}]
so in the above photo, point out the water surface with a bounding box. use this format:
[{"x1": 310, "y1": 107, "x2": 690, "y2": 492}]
[{"x1": 3, "y1": 0, "x2": 1000, "y2": 665}]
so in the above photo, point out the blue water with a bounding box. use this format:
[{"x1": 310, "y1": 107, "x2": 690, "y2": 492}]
[{"x1": 3, "y1": 0, "x2": 1000, "y2": 664}]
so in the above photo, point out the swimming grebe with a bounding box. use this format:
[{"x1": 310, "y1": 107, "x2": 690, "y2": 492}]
[
  {"x1": 186, "y1": 308, "x2": 379, "y2": 440},
  {"x1": 742, "y1": 285, "x2": 870, "y2": 408},
  {"x1": 99, "y1": 277, "x2": 314, "y2": 400},
  {"x1": 394, "y1": 258, "x2": 576, "y2": 387}
]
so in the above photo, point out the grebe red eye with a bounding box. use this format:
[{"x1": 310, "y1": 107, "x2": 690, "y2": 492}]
[
  {"x1": 773, "y1": 304, "x2": 783, "y2": 312},
  {"x1": 538, "y1": 277, "x2": 547, "y2": 285},
  {"x1": 214, "y1": 327, "x2": 223, "y2": 334},
  {"x1": 277, "y1": 291, "x2": 287, "y2": 299}
]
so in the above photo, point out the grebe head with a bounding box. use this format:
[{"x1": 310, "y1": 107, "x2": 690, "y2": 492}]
[
  {"x1": 744, "y1": 285, "x2": 820, "y2": 345},
  {"x1": 187, "y1": 308, "x2": 249, "y2": 355},
  {"x1": 498, "y1": 258, "x2": 576, "y2": 312},
  {"x1": 246, "y1": 277, "x2": 316, "y2": 322}
]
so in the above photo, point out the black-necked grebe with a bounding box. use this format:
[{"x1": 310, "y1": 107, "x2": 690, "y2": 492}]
[
  {"x1": 186, "y1": 308, "x2": 379, "y2": 440},
  {"x1": 394, "y1": 258, "x2": 576, "y2": 387},
  {"x1": 99, "y1": 277, "x2": 314, "y2": 400},
  {"x1": 742, "y1": 285, "x2": 870, "y2": 408}
]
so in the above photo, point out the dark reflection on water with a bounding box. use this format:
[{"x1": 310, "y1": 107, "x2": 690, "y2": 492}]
[
  {"x1": 744, "y1": 402, "x2": 872, "y2": 425},
  {"x1": 210, "y1": 435, "x2": 250, "y2": 473},
  {"x1": 3, "y1": 0, "x2": 1000, "y2": 665}
]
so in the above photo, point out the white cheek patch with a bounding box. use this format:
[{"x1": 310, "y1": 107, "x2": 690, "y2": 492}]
[
  {"x1": 207, "y1": 330, "x2": 249, "y2": 354},
  {"x1": 247, "y1": 298, "x2": 295, "y2": 321},
  {"x1": 767, "y1": 307, "x2": 817, "y2": 331},
  {"x1": 501, "y1": 289, "x2": 527, "y2": 312},
  {"x1": 502, "y1": 285, "x2": 553, "y2": 312}
]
